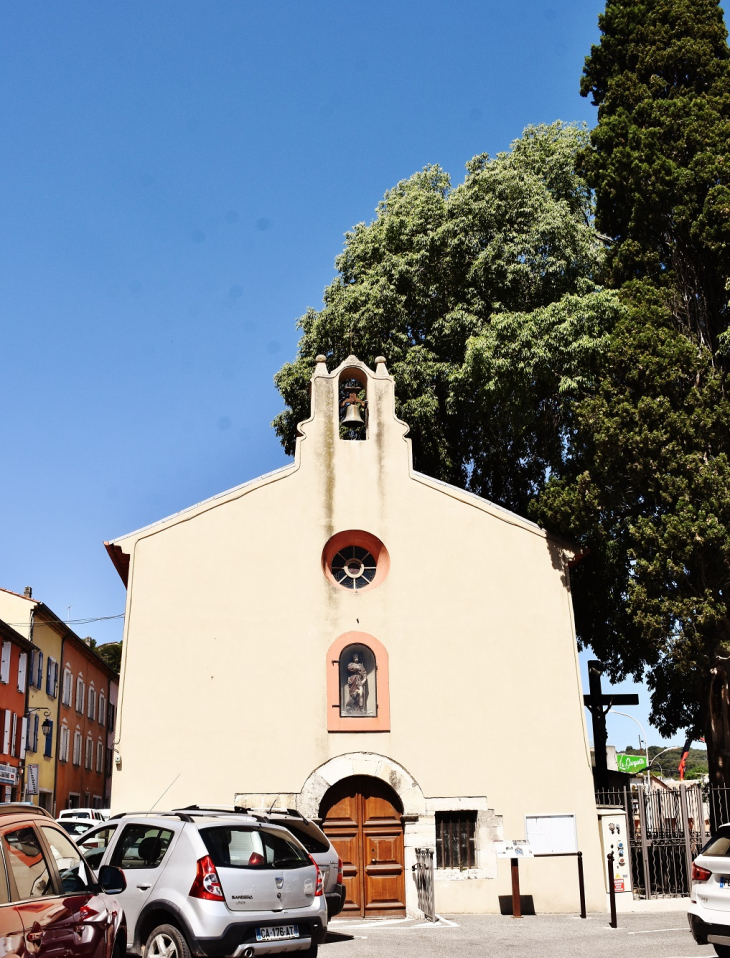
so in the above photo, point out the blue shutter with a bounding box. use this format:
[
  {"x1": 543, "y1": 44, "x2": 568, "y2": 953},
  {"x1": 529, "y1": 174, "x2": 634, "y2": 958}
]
[
  {"x1": 43, "y1": 720, "x2": 52, "y2": 758},
  {"x1": 37, "y1": 651, "x2": 43, "y2": 689}
]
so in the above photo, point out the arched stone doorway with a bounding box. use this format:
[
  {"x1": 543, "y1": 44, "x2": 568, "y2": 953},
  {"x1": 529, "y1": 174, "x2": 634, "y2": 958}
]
[{"x1": 319, "y1": 775, "x2": 406, "y2": 918}]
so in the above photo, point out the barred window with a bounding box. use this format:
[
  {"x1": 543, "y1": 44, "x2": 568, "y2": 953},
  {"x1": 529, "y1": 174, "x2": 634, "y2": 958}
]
[{"x1": 435, "y1": 811, "x2": 477, "y2": 869}]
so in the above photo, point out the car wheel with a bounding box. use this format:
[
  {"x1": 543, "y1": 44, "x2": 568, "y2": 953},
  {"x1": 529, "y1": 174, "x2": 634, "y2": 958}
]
[
  {"x1": 303, "y1": 944, "x2": 318, "y2": 958},
  {"x1": 716, "y1": 947, "x2": 730, "y2": 958},
  {"x1": 145, "y1": 924, "x2": 190, "y2": 958}
]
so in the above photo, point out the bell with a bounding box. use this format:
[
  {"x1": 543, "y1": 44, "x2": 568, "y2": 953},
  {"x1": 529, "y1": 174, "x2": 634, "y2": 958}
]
[{"x1": 343, "y1": 403, "x2": 365, "y2": 425}]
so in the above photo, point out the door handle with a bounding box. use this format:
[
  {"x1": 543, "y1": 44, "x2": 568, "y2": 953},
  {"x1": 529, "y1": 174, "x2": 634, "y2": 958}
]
[
  {"x1": 26, "y1": 931, "x2": 43, "y2": 944},
  {"x1": 137, "y1": 884, "x2": 151, "y2": 890}
]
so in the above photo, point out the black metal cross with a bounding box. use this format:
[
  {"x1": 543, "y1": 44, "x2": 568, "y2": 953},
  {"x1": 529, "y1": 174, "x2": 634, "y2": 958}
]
[{"x1": 583, "y1": 660, "x2": 639, "y2": 791}]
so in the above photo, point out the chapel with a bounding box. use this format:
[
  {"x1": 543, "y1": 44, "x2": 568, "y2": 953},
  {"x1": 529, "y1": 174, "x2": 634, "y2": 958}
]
[{"x1": 105, "y1": 354, "x2": 604, "y2": 916}]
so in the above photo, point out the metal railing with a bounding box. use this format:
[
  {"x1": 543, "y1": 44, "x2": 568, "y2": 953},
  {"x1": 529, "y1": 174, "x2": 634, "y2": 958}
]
[
  {"x1": 595, "y1": 783, "x2": 706, "y2": 899},
  {"x1": 413, "y1": 847, "x2": 436, "y2": 920}
]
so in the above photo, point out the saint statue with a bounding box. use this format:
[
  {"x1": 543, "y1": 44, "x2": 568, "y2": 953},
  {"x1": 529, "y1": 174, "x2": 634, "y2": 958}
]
[{"x1": 346, "y1": 651, "x2": 368, "y2": 713}]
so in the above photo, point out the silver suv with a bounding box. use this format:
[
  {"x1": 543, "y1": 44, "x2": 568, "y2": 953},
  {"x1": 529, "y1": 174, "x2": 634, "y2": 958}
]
[
  {"x1": 77, "y1": 811, "x2": 327, "y2": 958},
  {"x1": 177, "y1": 808, "x2": 344, "y2": 920}
]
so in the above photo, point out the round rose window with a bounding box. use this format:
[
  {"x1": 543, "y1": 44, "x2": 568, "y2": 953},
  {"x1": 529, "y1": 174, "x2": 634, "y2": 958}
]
[
  {"x1": 330, "y1": 547, "x2": 377, "y2": 591},
  {"x1": 322, "y1": 531, "x2": 390, "y2": 593}
]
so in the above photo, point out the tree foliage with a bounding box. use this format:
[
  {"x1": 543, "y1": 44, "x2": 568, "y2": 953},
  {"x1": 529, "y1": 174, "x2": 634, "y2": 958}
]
[
  {"x1": 534, "y1": 0, "x2": 730, "y2": 783},
  {"x1": 580, "y1": 0, "x2": 730, "y2": 353},
  {"x1": 275, "y1": 123, "x2": 621, "y2": 514}
]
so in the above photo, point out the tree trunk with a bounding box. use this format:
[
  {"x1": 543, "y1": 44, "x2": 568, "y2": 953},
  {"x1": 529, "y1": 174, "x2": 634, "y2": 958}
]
[{"x1": 704, "y1": 657, "x2": 730, "y2": 787}]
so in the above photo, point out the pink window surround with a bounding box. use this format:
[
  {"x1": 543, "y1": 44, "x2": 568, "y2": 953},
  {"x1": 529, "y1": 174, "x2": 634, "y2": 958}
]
[
  {"x1": 327, "y1": 632, "x2": 390, "y2": 732},
  {"x1": 322, "y1": 530, "x2": 390, "y2": 594}
]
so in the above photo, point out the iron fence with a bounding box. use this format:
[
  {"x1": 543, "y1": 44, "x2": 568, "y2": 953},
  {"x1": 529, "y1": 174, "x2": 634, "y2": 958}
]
[{"x1": 595, "y1": 783, "x2": 706, "y2": 899}]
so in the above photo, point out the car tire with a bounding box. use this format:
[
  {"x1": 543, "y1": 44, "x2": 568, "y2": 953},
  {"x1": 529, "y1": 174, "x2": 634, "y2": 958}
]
[
  {"x1": 145, "y1": 924, "x2": 190, "y2": 958},
  {"x1": 303, "y1": 945, "x2": 318, "y2": 958},
  {"x1": 715, "y1": 947, "x2": 730, "y2": 958}
]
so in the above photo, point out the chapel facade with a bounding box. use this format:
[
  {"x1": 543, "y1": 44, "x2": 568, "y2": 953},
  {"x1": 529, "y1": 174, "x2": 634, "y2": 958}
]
[{"x1": 106, "y1": 354, "x2": 605, "y2": 915}]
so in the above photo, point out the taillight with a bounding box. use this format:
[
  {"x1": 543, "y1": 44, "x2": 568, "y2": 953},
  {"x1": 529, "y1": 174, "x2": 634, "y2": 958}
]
[
  {"x1": 190, "y1": 855, "x2": 225, "y2": 901},
  {"x1": 692, "y1": 862, "x2": 711, "y2": 883},
  {"x1": 309, "y1": 855, "x2": 324, "y2": 896},
  {"x1": 337, "y1": 856, "x2": 343, "y2": 884}
]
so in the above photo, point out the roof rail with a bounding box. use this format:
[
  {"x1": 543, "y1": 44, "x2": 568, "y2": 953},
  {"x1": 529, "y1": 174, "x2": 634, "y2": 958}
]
[
  {"x1": 108, "y1": 811, "x2": 194, "y2": 823},
  {"x1": 174, "y1": 805, "x2": 254, "y2": 817},
  {"x1": 0, "y1": 804, "x2": 53, "y2": 819}
]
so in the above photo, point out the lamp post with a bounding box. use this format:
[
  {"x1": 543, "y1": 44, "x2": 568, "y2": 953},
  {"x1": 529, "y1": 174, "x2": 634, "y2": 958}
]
[{"x1": 609, "y1": 709, "x2": 650, "y2": 784}]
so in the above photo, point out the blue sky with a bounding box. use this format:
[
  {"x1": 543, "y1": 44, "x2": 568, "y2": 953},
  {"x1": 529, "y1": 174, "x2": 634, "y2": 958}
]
[{"x1": 0, "y1": 1, "x2": 689, "y2": 748}]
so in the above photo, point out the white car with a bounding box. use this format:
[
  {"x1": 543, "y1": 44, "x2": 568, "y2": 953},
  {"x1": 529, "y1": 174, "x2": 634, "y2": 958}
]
[
  {"x1": 77, "y1": 810, "x2": 327, "y2": 957},
  {"x1": 58, "y1": 807, "x2": 106, "y2": 821},
  {"x1": 688, "y1": 824, "x2": 730, "y2": 955},
  {"x1": 57, "y1": 816, "x2": 96, "y2": 837}
]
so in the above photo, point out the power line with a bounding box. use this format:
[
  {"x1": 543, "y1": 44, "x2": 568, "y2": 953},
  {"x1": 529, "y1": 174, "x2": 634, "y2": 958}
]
[{"x1": 4, "y1": 613, "x2": 125, "y2": 627}]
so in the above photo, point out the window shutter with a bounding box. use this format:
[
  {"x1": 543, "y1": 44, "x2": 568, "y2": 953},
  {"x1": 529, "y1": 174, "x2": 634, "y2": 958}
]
[
  {"x1": 0, "y1": 643, "x2": 10, "y2": 684},
  {"x1": 17, "y1": 654, "x2": 27, "y2": 693},
  {"x1": 2, "y1": 711, "x2": 10, "y2": 754},
  {"x1": 44, "y1": 720, "x2": 53, "y2": 758},
  {"x1": 37, "y1": 651, "x2": 43, "y2": 688},
  {"x1": 11, "y1": 714, "x2": 17, "y2": 757},
  {"x1": 29, "y1": 650, "x2": 36, "y2": 688},
  {"x1": 19, "y1": 716, "x2": 27, "y2": 760},
  {"x1": 46, "y1": 658, "x2": 52, "y2": 694},
  {"x1": 53, "y1": 660, "x2": 59, "y2": 697}
]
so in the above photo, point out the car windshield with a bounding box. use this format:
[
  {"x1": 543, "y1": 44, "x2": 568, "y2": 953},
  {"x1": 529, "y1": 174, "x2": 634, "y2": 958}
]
[
  {"x1": 702, "y1": 826, "x2": 730, "y2": 856},
  {"x1": 59, "y1": 821, "x2": 92, "y2": 836},
  {"x1": 200, "y1": 826, "x2": 311, "y2": 869}
]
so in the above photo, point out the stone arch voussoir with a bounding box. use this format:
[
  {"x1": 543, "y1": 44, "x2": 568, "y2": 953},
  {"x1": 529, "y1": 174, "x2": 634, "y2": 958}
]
[{"x1": 298, "y1": 752, "x2": 426, "y2": 820}]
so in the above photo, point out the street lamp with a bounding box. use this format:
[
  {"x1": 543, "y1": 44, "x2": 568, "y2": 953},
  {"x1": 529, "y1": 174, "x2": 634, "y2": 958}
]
[
  {"x1": 609, "y1": 709, "x2": 650, "y2": 783},
  {"x1": 26, "y1": 707, "x2": 53, "y2": 738}
]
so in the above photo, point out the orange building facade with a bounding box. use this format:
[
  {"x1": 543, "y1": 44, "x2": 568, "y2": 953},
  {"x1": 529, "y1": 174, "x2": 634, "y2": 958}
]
[{"x1": 55, "y1": 635, "x2": 116, "y2": 811}]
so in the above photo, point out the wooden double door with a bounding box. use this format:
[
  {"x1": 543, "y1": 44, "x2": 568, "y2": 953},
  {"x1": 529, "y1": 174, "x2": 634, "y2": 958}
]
[{"x1": 319, "y1": 775, "x2": 406, "y2": 917}]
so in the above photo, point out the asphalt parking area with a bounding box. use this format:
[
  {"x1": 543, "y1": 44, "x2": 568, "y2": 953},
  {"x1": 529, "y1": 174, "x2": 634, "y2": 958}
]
[{"x1": 324, "y1": 911, "x2": 717, "y2": 957}]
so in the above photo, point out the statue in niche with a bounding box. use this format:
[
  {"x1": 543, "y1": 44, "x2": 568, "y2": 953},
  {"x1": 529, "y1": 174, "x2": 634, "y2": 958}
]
[{"x1": 346, "y1": 651, "x2": 368, "y2": 713}]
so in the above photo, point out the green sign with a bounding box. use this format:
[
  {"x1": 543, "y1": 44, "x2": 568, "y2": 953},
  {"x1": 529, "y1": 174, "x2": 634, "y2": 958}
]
[{"x1": 616, "y1": 753, "x2": 648, "y2": 774}]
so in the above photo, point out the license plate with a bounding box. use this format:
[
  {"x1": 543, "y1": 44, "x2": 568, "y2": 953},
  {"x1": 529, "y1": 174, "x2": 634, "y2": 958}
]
[
  {"x1": 256, "y1": 926, "x2": 299, "y2": 942},
  {"x1": 720, "y1": 876, "x2": 730, "y2": 889}
]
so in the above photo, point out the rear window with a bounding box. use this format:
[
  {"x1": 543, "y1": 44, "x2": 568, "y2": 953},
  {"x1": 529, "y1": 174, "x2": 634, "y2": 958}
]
[
  {"x1": 702, "y1": 826, "x2": 730, "y2": 856},
  {"x1": 200, "y1": 827, "x2": 311, "y2": 870},
  {"x1": 277, "y1": 821, "x2": 330, "y2": 855}
]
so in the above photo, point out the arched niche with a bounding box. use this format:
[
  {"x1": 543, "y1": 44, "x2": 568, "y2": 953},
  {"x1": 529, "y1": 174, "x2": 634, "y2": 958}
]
[
  {"x1": 338, "y1": 366, "x2": 368, "y2": 440},
  {"x1": 326, "y1": 632, "x2": 390, "y2": 732}
]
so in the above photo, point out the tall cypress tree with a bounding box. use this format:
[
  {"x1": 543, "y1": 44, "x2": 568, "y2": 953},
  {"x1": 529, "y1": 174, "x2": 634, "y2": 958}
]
[
  {"x1": 580, "y1": 0, "x2": 730, "y2": 352},
  {"x1": 546, "y1": 0, "x2": 730, "y2": 784}
]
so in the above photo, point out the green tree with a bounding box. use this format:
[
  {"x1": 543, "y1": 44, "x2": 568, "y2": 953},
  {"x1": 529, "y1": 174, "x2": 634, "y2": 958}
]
[
  {"x1": 533, "y1": 0, "x2": 730, "y2": 784},
  {"x1": 275, "y1": 123, "x2": 621, "y2": 515},
  {"x1": 579, "y1": 0, "x2": 730, "y2": 353}
]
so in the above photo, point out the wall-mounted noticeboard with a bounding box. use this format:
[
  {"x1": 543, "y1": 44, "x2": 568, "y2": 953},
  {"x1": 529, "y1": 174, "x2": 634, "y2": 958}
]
[{"x1": 524, "y1": 814, "x2": 578, "y2": 855}]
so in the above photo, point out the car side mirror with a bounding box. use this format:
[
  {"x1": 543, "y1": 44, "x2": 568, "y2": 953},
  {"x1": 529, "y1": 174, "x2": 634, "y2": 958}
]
[{"x1": 98, "y1": 865, "x2": 126, "y2": 894}]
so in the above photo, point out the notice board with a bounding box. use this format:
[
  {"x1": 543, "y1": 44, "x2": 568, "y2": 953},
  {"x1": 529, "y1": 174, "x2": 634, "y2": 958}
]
[{"x1": 524, "y1": 814, "x2": 578, "y2": 855}]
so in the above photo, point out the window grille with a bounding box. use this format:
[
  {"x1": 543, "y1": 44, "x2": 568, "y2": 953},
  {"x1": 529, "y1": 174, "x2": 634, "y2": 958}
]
[{"x1": 435, "y1": 811, "x2": 477, "y2": 869}]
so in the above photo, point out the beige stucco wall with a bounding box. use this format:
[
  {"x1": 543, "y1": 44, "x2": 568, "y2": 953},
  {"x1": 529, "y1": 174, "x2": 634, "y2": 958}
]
[{"x1": 110, "y1": 356, "x2": 604, "y2": 914}]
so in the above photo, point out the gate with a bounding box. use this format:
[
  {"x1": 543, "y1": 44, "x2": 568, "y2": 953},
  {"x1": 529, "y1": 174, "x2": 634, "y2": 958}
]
[
  {"x1": 596, "y1": 783, "x2": 706, "y2": 898},
  {"x1": 413, "y1": 847, "x2": 436, "y2": 920}
]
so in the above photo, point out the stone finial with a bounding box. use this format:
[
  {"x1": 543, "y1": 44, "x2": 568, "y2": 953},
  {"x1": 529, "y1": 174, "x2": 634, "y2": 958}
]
[
  {"x1": 374, "y1": 356, "x2": 389, "y2": 377},
  {"x1": 375, "y1": 356, "x2": 386, "y2": 366},
  {"x1": 314, "y1": 355, "x2": 328, "y2": 376}
]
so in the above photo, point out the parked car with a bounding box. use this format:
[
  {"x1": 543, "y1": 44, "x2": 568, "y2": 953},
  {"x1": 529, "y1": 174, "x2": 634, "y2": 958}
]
[
  {"x1": 0, "y1": 803, "x2": 127, "y2": 958},
  {"x1": 58, "y1": 808, "x2": 106, "y2": 821},
  {"x1": 77, "y1": 810, "x2": 327, "y2": 958},
  {"x1": 57, "y1": 816, "x2": 96, "y2": 837},
  {"x1": 177, "y1": 807, "x2": 345, "y2": 919},
  {"x1": 688, "y1": 823, "x2": 730, "y2": 955}
]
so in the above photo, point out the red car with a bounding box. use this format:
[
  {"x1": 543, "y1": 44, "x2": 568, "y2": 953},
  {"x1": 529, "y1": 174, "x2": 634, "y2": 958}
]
[{"x1": 0, "y1": 804, "x2": 127, "y2": 958}]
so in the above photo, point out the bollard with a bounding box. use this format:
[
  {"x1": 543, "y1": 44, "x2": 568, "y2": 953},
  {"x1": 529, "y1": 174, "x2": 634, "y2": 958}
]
[
  {"x1": 511, "y1": 857, "x2": 522, "y2": 918},
  {"x1": 607, "y1": 851, "x2": 617, "y2": 928}
]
